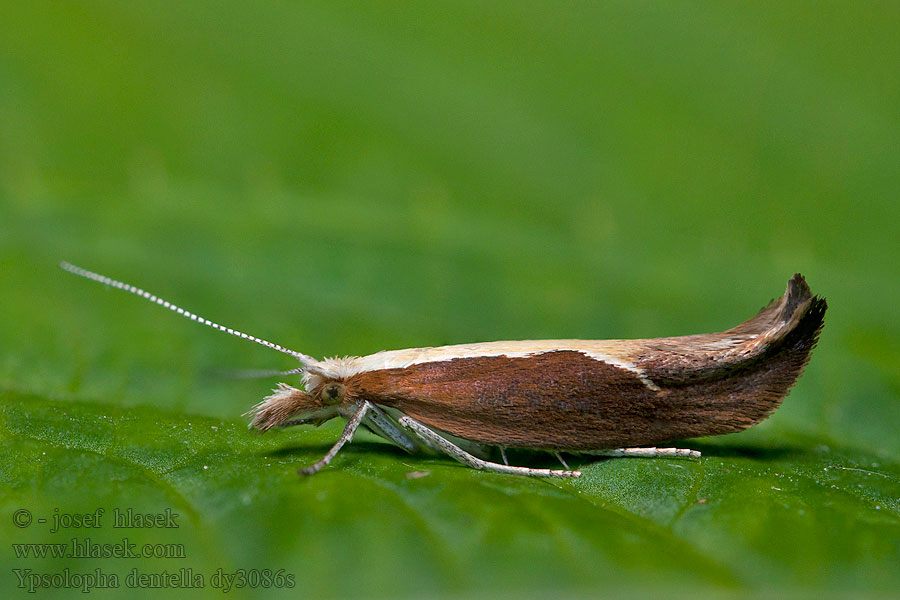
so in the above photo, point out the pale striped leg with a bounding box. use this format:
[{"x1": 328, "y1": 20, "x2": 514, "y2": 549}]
[
  {"x1": 298, "y1": 403, "x2": 370, "y2": 475},
  {"x1": 590, "y1": 447, "x2": 701, "y2": 459},
  {"x1": 279, "y1": 415, "x2": 328, "y2": 428},
  {"x1": 398, "y1": 416, "x2": 581, "y2": 479},
  {"x1": 554, "y1": 451, "x2": 571, "y2": 470},
  {"x1": 363, "y1": 404, "x2": 419, "y2": 453},
  {"x1": 499, "y1": 446, "x2": 509, "y2": 466}
]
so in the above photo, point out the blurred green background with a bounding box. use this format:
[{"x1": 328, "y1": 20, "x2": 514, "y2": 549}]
[{"x1": 2, "y1": 2, "x2": 898, "y2": 599}]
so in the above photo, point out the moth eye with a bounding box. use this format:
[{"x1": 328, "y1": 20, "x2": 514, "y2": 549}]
[{"x1": 321, "y1": 383, "x2": 345, "y2": 404}]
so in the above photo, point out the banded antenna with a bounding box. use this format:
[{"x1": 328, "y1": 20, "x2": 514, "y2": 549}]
[{"x1": 60, "y1": 261, "x2": 320, "y2": 369}]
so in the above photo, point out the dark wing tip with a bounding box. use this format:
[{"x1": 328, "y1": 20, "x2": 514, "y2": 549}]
[{"x1": 778, "y1": 273, "x2": 813, "y2": 323}]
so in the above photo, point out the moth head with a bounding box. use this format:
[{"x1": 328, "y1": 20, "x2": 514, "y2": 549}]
[
  {"x1": 246, "y1": 382, "x2": 340, "y2": 431},
  {"x1": 318, "y1": 381, "x2": 347, "y2": 405}
]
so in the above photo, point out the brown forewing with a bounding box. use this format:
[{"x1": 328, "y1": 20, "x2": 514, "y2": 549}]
[
  {"x1": 348, "y1": 351, "x2": 762, "y2": 449},
  {"x1": 346, "y1": 275, "x2": 826, "y2": 450}
]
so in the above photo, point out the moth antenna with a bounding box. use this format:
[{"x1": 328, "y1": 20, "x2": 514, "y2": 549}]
[
  {"x1": 206, "y1": 367, "x2": 308, "y2": 380},
  {"x1": 60, "y1": 261, "x2": 320, "y2": 368}
]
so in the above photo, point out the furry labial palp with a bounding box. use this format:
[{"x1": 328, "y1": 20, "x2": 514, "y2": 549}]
[{"x1": 61, "y1": 261, "x2": 826, "y2": 478}]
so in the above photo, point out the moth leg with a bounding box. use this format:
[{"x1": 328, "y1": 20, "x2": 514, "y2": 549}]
[
  {"x1": 553, "y1": 451, "x2": 571, "y2": 470},
  {"x1": 407, "y1": 426, "x2": 442, "y2": 454},
  {"x1": 499, "y1": 446, "x2": 509, "y2": 466},
  {"x1": 279, "y1": 416, "x2": 327, "y2": 428},
  {"x1": 380, "y1": 407, "x2": 441, "y2": 453},
  {"x1": 398, "y1": 416, "x2": 581, "y2": 479},
  {"x1": 363, "y1": 404, "x2": 419, "y2": 453},
  {"x1": 592, "y1": 447, "x2": 701, "y2": 459},
  {"x1": 298, "y1": 402, "x2": 370, "y2": 475}
]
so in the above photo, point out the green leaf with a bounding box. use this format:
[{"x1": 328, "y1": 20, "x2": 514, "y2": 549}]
[{"x1": 3, "y1": 389, "x2": 898, "y2": 599}]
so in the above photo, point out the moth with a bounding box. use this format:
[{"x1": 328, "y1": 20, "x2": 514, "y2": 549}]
[{"x1": 61, "y1": 262, "x2": 826, "y2": 478}]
